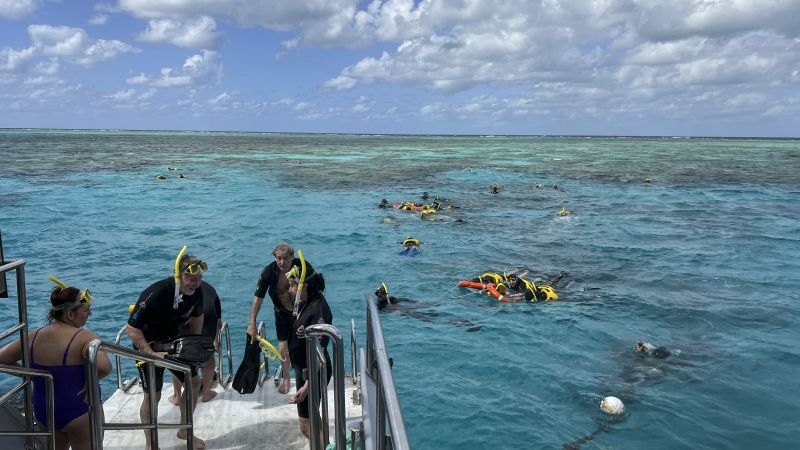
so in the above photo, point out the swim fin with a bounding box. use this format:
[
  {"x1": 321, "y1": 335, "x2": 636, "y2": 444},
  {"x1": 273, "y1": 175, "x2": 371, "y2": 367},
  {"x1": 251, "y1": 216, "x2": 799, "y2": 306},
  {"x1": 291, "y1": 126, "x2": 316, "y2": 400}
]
[
  {"x1": 232, "y1": 333, "x2": 262, "y2": 395},
  {"x1": 409, "y1": 247, "x2": 419, "y2": 258},
  {"x1": 151, "y1": 334, "x2": 214, "y2": 368},
  {"x1": 399, "y1": 247, "x2": 411, "y2": 256}
]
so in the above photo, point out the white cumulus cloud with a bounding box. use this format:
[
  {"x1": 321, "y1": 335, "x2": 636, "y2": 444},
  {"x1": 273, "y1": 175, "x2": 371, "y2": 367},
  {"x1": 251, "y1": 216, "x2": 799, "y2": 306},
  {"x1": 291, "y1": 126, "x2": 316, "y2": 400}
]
[
  {"x1": 0, "y1": 0, "x2": 40, "y2": 19},
  {"x1": 137, "y1": 16, "x2": 221, "y2": 49}
]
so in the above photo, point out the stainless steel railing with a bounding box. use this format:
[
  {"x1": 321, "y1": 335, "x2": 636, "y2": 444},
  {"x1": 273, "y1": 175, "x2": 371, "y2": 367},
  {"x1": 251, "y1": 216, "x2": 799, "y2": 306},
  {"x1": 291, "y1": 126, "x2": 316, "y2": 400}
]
[
  {"x1": 256, "y1": 321, "x2": 273, "y2": 386},
  {"x1": 0, "y1": 258, "x2": 56, "y2": 449},
  {"x1": 85, "y1": 339, "x2": 195, "y2": 450},
  {"x1": 0, "y1": 365, "x2": 55, "y2": 450},
  {"x1": 305, "y1": 324, "x2": 345, "y2": 450},
  {"x1": 363, "y1": 294, "x2": 410, "y2": 450},
  {"x1": 216, "y1": 321, "x2": 233, "y2": 388},
  {"x1": 112, "y1": 324, "x2": 138, "y2": 392},
  {"x1": 113, "y1": 320, "x2": 233, "y2": 392}
]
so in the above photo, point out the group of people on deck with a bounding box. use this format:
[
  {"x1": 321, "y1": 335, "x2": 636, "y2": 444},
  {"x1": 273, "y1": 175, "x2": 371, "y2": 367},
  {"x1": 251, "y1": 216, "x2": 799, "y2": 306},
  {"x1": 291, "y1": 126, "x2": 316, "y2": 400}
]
[{"x1": 0, "y1": 242, "x2": 330, "y2": 449}]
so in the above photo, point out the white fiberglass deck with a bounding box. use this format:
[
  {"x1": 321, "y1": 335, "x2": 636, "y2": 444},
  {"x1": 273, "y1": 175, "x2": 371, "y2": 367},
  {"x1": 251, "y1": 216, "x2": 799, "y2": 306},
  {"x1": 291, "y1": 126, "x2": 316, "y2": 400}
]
[{"x1": 102, "y1": 379, "x2": 358, "y2": 450}]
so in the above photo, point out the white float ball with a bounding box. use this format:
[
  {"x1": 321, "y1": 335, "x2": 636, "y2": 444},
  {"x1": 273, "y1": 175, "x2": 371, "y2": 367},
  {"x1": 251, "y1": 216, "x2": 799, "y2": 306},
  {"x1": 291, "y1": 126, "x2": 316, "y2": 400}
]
[{"x1": 600, "y1": 396, "x2": 625, "y2": 415}]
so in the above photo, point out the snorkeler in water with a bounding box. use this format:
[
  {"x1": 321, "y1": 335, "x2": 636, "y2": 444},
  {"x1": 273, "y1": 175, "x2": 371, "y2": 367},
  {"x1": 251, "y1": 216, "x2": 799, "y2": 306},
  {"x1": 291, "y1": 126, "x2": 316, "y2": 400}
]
[
  {"x1": 378, "y1": 198, "x2": 390, "y2": 208},
  {"x1": 490, "y1": 183, "x2": 500, "y2": 194},
  {"x1": 374, "y1": 284, "x2": 481, "y2": 332},
  {"x1": 399, "y1": 237, "x2": 421, "y2": 257},
  {"x1": 635, "y1": 342, "x2": 671, "y2": 359}
]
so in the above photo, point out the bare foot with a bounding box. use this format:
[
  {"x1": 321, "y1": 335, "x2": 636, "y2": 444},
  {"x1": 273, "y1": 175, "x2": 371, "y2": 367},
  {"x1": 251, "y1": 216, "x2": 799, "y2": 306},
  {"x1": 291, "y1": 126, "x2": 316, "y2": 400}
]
[
  {"x1": 277, "y1": 379, "x2": 290, "y2": 394},
  {"x1": 177, "y1": 430, "x2": 206, "y2": 449},
  {"x1": 201, "y1": 390, "x2": 217, "y2": 402},
  {"x1": 167, "y1": 393, "x2": 180, "y2": 406}
]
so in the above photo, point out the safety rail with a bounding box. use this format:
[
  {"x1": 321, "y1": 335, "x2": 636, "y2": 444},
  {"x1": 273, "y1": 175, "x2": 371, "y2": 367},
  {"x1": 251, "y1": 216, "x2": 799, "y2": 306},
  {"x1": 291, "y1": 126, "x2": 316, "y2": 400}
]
[
  {"x1": 0, "y1": 258, "x2": 56, "y2": 450},
  {"x1": 112, "y1": 324, "x2": 138, "y2": 392},
  {"x1": 256, "y1": 322, "x2": 273, "y2": 386},
  {"x1": 305, "y1": 324, "x2": 345, "y2": 450},
  {"x1": 85, "y1": 339, "x2": 195, "y2": 450},
  {"x1": 0, "y1": 365, "x2": 55, "y2": 450},
  {"x1": 216, "y1": 322, "x2": 233, "y2": 389},
  {"x1": 363, "y1": 294, "x2": 410, "y2": 450}
]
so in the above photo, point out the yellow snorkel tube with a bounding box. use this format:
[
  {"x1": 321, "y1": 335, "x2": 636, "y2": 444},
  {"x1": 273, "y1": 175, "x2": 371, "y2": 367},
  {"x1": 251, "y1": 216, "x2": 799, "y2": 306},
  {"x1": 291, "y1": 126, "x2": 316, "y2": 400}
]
[
  {"x1": 173, "y1": 245, "x2": 188, "y2": 309},
  {"x1": 48, "y1": 275, "x2": 68, "y2": 289},
  {"x1": 291, "y1": 249, "x2": 307, "y2": 316},
  {"x1": 381, "y1": 282, "x2": 389, "y2": 296},
  {"x1": 256, "y1": 336, "x2": 285, "y2": 368}
]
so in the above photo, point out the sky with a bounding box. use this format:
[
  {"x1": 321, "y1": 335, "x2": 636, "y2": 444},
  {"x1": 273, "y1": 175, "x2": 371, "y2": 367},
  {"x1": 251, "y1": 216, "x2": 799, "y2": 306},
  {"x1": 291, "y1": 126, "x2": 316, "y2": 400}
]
[{"x1": 1, "y1": 0, "x2": 799, "y2": 136}]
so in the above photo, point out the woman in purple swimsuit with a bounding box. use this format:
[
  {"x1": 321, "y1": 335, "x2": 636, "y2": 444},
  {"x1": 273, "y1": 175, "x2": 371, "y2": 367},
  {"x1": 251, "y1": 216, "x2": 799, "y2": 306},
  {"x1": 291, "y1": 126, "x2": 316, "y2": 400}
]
[{"x1": 0, "y1": 276, "x2": 112, "y2": 450}]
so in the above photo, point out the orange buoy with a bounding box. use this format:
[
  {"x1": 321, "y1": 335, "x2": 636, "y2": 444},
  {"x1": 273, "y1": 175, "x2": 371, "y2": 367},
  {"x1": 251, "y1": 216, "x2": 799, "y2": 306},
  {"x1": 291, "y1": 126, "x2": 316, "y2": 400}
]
[
  {"x1": 459, "y1": 280, "x2": 487, "y2": 289},
  {"x1": 486, "y1": 283, "x2": 512, "y2": 302}
]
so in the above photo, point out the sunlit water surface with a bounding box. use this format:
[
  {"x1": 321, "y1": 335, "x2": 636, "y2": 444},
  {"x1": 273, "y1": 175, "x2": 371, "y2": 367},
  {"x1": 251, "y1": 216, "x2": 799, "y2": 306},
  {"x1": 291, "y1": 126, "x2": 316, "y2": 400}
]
[{"x1": 1, "y1": 131, "x2": 799, "y2": 449}]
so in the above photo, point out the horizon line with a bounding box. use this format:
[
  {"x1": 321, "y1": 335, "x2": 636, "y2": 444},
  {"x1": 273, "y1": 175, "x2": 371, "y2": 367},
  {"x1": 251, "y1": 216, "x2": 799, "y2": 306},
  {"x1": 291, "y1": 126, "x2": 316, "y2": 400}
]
[{"x1": 1, "y1": 127, "x2": 798, "y2": 140}]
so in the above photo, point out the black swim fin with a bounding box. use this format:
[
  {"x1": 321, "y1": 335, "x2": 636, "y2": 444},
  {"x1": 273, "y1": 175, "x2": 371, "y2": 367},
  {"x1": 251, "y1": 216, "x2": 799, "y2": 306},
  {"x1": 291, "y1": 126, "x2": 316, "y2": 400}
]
[
  {"x1": 232, "y1": 333, "x2": 262, "y2": 395},
  {"x1": 151, "y1": 334, "x2": 214, "y2": 368}
]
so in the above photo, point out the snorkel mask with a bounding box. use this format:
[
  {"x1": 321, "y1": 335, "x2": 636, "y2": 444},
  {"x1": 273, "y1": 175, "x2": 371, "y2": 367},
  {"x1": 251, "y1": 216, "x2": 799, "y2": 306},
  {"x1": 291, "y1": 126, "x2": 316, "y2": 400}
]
[
  {"x1": 172, "y1": 245, "x2": 208, "y2": 309},
  {"x1": 48, "y1": 275, "x2": 94, "y2": 310},
  {"x1": 286, "y1": 249, "x2": 307, "y2": 316}
]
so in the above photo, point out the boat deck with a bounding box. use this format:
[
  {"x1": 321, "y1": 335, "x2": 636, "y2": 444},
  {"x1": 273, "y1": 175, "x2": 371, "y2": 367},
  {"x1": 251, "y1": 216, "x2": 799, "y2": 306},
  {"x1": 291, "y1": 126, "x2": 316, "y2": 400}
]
[{"x1": 102, "y1": 379, "x2": 358, "y2": 449}]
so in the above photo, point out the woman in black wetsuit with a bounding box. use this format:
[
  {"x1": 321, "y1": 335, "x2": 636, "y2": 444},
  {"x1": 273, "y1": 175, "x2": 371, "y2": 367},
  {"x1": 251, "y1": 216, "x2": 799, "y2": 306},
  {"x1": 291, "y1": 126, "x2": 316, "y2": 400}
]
[{"x1": 286, "y1": 266, "x2": 332, "y2": 440}]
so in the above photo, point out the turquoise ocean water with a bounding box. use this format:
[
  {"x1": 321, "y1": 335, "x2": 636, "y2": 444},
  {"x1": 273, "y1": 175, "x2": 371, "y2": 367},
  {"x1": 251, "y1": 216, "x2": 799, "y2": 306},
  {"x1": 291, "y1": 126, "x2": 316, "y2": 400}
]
[{"x1": 1, "y1": 130, "x2": 799, "y2": 449}]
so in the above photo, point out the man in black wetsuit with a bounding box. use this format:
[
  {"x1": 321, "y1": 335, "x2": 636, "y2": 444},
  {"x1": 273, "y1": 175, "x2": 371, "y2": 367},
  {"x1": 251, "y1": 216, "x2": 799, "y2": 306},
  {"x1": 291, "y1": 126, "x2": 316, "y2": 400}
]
[
  {"x1": 246, "y1": 242, "x2": 314, "y2": 394},
  {"x1": 126, "y1": 251, "x2": 207, "y2": 449},
  {"x1": 170, "y1": 281, "x2": 222, "y2": 404}
]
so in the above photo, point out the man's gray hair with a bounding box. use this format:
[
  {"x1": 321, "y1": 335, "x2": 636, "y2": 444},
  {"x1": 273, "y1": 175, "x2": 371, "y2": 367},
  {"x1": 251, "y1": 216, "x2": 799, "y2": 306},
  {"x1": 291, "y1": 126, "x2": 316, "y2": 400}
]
[{"x1": 272, "y1": 242, "x2": 294, "y2": 257}]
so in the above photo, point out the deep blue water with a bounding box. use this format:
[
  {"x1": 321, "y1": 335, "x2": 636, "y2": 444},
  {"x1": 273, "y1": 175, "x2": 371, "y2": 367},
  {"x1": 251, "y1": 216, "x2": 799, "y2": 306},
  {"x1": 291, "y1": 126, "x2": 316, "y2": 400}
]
[{"x1": 1, "y1": 130, "x2": 799, "y2": 449}]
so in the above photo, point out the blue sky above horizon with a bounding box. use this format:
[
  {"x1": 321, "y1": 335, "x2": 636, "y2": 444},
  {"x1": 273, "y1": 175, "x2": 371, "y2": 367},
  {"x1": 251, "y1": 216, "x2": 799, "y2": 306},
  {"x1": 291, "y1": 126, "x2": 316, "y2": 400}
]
[{"x1": 1, "y1": 0, "x2": 799, "y2": 137}]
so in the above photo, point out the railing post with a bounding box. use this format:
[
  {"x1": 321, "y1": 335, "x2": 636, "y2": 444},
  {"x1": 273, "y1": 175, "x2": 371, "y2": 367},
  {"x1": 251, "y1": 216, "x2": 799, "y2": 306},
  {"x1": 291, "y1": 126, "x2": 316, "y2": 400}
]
[
  {"x1": 14, "y1": 264, "x2": 37, "y2": 450},
  {"x1": 306, "y1": 340, "x2": 322, "y2": 450},
  {"x1": 86, "y1": 340, "x2": 104, "y2": 449},
  {"x1": 306, "y1": 324, "x2": 346, "y2": 450}
]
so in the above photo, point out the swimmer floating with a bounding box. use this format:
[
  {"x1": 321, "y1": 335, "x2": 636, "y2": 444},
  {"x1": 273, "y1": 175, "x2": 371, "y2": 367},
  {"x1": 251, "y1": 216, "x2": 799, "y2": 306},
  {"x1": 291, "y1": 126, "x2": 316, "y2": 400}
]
[{"x1": 399, "y1": 237, "x2": 421, "y2": 257}]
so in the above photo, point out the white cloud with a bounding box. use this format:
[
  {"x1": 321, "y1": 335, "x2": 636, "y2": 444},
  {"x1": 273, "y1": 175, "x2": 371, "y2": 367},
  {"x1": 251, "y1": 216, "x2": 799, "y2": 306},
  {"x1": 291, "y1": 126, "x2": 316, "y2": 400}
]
[
  {"x1": 137, "y1": 16, "x2": 221, "y2": 49},
  {"x1": 89, "y1": 14, "x2": 110, "y2": 25},
  {"x1": 0, "y1": 25, "x2": 137, "y2": 74},
  {"x1": 126, "y1": 73, "x2": 150, "y2": 84},
  {"x1": 105, "y1": 88, "x2": 137, "y2": 102},
  {"x1": 0, "y1": 0, "x2": 40, "y2": 19},
  {"x1": 139, "y1": 50, "x2": 223, "y2": 87}
]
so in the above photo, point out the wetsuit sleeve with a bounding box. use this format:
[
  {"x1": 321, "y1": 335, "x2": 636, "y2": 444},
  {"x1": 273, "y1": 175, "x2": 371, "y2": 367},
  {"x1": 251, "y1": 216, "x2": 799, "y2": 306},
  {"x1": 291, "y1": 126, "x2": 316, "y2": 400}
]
[
  {"x1": 128, "y1": 284, "x2": 159, "y2": 329},
  {"x1": 253, "y1": 265, "x2": 272, "y2": 299}
]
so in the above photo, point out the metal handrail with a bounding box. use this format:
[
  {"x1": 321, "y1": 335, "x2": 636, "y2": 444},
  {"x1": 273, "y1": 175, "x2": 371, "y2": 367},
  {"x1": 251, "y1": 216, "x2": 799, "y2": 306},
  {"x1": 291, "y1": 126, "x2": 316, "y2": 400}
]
[
  {"x1": 85, "y1": 339, "x2": 195, "y2": 450},
  {"x1": 0, "y1": 365, "x2": 55, "y2": 449},
  {"x1": 256, "y1": 322, "x2": 272, "y2": 386},
  {"x1": 113, "y1": 324, "x2": 138, "y2": 392},
  {"x1": 0, "y1": 258, "x2": 53, "y2": 449},
  {"x1": 365, "y1": 295, "x2": 410, "y2": 450},
  {"x1": 349, "y1": 319, "x2": 358, "y2": 384},
  {"x1": 216, "y1": 321, "x2": 233, "y2": 388},
  {"x1": 305, "y1": 324, "x2": 346, "y2": 450}
]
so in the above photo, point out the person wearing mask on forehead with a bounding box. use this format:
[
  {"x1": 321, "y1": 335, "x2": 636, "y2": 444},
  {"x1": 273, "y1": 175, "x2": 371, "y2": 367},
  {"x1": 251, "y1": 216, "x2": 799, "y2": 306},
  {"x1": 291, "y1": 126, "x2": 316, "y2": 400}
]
[
  {"x1": 126, "y1": 246, "x2": 208, "y2": 449},
  {"x1": 285, "y1": 255, "x2": 332, "y2": 440},
  {"x1": 0, "y1": 275, "x2": 111, "y2": 450},
  {"x1": 246, "y1": 242, "x2": 314, "y2": 395}
]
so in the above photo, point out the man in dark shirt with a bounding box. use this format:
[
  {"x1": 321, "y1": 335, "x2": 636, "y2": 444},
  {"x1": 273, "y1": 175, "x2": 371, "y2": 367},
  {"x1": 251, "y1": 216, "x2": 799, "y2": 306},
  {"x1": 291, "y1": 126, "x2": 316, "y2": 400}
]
[
  {"x1": 169, "y1": 281, "x2": 222, "y2": 404},
  {"x1": 126, "y1": 250, "x2": 207, "y2": 449},
  {"x1": 246, "y1": 242, "x2": 314, "y2": 394}
]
